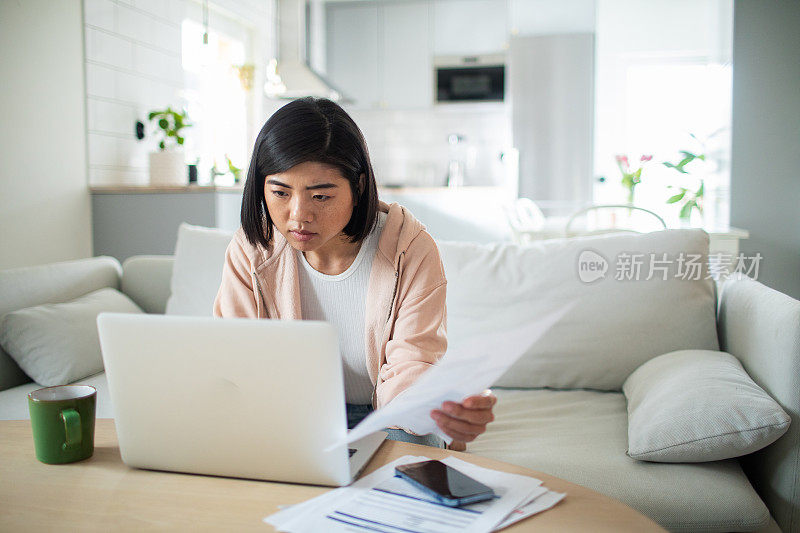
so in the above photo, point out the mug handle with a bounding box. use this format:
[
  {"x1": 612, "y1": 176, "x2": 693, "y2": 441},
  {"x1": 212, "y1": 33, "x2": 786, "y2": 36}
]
[{"x1": 60, "y1": 408, "x2": 82, "y2": 450}]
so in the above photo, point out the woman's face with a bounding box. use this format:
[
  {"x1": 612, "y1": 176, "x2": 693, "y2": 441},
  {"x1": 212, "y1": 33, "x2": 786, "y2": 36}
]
[{"x1": 263, "y1": 161, "x2": 357, "y2": 255}]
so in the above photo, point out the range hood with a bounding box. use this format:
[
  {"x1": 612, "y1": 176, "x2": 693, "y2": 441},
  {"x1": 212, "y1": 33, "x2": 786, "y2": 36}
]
[{"x1": 265, "y1": 0, "x2": 345, "y2": 101}]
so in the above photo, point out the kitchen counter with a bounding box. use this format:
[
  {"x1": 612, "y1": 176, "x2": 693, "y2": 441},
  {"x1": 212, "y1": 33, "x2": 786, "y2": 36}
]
[{"x1": 90, "y1": 185, "x2": 244, "y2": 194}]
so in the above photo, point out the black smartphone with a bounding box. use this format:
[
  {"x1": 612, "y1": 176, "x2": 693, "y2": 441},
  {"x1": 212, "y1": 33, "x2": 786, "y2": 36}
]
[{"x1": 395, "y1": 460, "x2": 496, "y2": 507}]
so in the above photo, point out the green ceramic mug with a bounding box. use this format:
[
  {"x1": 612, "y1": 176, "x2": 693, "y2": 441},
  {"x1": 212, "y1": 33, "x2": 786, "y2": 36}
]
[{"x1": 28, "y1": 385, "x2": 96, "y2": 464}]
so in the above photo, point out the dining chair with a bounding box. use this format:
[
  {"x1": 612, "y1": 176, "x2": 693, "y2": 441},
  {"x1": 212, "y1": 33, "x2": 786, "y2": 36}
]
[
  {"x1": 564, "y1": 204, "x2": 667, "y2": 238},
  {"x1": 504, "y1": 198, "x2": 547, "y2": 244}
]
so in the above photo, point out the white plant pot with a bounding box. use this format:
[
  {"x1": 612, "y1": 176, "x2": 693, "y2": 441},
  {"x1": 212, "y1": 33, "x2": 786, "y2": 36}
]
[{"x1": 148, "y1": 150, "x2": 186, "y2": 186}]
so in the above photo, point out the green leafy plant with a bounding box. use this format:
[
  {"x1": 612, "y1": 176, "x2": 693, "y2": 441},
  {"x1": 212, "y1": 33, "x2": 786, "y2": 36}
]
[
  {"x1": 226, "y1": 155, "x2": 242, "y2": 183},
  {"x1": 664, "y1": 144, "x2": 706, "y2": 220},
  {"x1": 147, "y1": 107, "x2": 192, "y2": 151}
]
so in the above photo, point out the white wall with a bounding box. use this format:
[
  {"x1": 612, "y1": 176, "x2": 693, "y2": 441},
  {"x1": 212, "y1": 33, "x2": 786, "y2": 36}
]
[
  {"x1": 83, "y1": 0, "x2": 270, "y2": 186},
  {"x1": 0, "y1": 0, "x2": 92, "y2": 270},
  {"x1": 730, "y1": 0, "x2": 800, "y2": 300},
  {"x1": 348, "y1": 107, "x2": 512, "y2": 188}
]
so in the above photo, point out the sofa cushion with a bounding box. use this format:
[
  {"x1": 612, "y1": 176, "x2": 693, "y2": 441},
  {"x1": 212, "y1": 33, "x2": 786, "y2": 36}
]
[
  {"x1": 0, "y1": 256, "x2": 122, "y2": 392},
  {"x1": 121, "y1": 255, "x2": 174, "y2": 314},
  {"x1": 438, "y1": 229, "x2": 719, "y2": 390},
  {"x1": 623, "y1": 349, "x2": 790, "y2": 462},
  {"x1": 0, "y1": 372, "x2": 113, "y2": 421},
  {"x1": 467, "y1": 389, "x2": 770, "y2": 532},
  {"x1": 165, "y1": 223, "x2": 233, "y2": 316},
  {"x1": 0, "y1": 288, "x2": 142, "y2": 387}
]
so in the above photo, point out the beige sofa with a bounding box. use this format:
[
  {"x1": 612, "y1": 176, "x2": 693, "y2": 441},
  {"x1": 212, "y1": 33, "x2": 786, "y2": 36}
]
[{"x1": 0, "y1": 228, "x2": 797, "y2": 533}]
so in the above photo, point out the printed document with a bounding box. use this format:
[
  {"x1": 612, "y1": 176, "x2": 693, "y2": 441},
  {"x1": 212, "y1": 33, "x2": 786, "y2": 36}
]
[
  {"x1": 264, "y1": 455, "x2": 565, "y2": 533},
  {"x1": 340, "y1": 304, "x2": 573, "y2": 445}
]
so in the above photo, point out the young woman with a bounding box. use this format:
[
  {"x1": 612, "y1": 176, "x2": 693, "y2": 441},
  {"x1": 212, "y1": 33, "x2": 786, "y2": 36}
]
[{"x1": 213, "y1": 97, "x2": 495, "y2": 450}]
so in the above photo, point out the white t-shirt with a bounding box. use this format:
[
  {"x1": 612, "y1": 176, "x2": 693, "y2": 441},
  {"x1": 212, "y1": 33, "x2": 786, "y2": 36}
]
[{"x1": 296, "y1": 212, "x2": 387, "y2": 404}]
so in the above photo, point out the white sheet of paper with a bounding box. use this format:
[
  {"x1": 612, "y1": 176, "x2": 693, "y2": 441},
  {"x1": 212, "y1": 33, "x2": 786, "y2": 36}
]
[
  {"x1": 373, "y1": 456, "x2": 563, "y2": 532},
  {"x1": 263, "y1": 456, "x2": 429, "y2": 531},
  {"x1": 339, "y1": 304, "x2": 574, "y2": 445},
  {"x1": 494, "y1": 490, "x2": 566, "y2": 530},
  {"x1": 264, "y1": 455, "x2": 545, "y2": 533}
]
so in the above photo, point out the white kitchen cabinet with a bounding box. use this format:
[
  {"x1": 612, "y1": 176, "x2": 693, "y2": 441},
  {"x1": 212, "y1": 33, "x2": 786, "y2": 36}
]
[
  {"x1": 510, "y1": 33, "x2": 594, "y2": 212},
  {"x1": 326, "y1": 0, "x2": 510, "y2": 109},
  {"x1": 327, "y1": 1, "x2": 431, "y2": 109},
  {"x1": 381, "y1": 2, "x2": 432, "y2": 109},
  {"x1": 326, "y1": 3, "x2": 380, "y2": 108},
  {"x1": 508, "y1": 0, "x2": 595, "y2": 36},
  {"x1": 433, "y1": 0, "x2": 508, "y2": 56}
]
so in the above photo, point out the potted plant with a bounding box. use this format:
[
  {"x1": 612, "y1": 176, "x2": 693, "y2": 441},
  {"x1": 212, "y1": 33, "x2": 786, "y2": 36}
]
[{"x1": 146, "y1": 107, "x2": 192, "y2": 186}]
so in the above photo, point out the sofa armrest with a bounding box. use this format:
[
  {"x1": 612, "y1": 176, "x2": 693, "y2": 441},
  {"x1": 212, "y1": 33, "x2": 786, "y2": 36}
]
[
  {"x1": 718, "y1": 275, "x2": 800, "y2": 532},
  {"x1": 121, "y1": 256, "x2": 174, "y2": 314},
  {"x1": 0, "y1": 256, "x2": 122, "y2": 392}
]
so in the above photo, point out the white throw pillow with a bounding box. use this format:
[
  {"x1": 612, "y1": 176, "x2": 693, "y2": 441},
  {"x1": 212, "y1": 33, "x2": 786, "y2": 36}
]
[
  {"x1": 623, "y1": 349, "x2": 791, "y2": 462},
  {"x1": 165, "y1": 223, "x2": 234, "y2": 316},
  {"x1": 0, "y1": 288, "x2": 143, "y2": 386},
  {"x1": 438, "y1": 229, "x2": 719, "y2": 390}
]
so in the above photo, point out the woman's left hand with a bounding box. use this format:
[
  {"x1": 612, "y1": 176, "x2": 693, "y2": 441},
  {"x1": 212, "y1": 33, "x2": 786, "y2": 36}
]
[{"x1": 430, "y1": 390, "x2": 497, "y2": 451}]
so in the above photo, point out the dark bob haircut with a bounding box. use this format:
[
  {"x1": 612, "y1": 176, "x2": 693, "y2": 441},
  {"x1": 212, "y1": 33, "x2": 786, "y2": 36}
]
[{"x1": 240, "y1": 97, "x2": 379, "y2": 249}]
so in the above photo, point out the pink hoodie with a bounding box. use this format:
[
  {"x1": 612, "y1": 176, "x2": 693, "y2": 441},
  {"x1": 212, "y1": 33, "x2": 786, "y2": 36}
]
[{"x1": 213, "y1": 201, "x2": 448, "y2": 408}]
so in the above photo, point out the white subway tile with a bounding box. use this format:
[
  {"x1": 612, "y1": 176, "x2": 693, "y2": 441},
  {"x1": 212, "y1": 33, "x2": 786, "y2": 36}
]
[
  {"x1": 89, "y1": 167, "x2": 148, "y2": 186},
  {"x1": 86, "y1": 98, "x2": 98, "y2": 131},
  {"x1": 133, "y1": 44, "x2": 169, "y2": 80},
  {"x1": 89, "y1": 29, "x2": 134, "y2": 70},
  {"x1": 88, "y1": 133, "x2": 118, "y2": 166},
  {"x1": 134, "y1": 0, "x2": 168, "y2": 19},
  {"x1": 84, "y1": 26, "x2": 95, "y2": 59},
  {"x1": 180, "y1": 0, "x2": 202, "y2": 22},
  {"x1": 153, "y1": 19, "x2": 181, "y2": 53},
  {"x1": 120, "y1": 168, "x2": 149, "y2": 185},
  {"x1": 167, "y1": 0, "x2": 187, "y2": 24},
  {"x1": 117, "y1": 4, "x2": 152, "y2": 44},
  {"x1": 115, "y1": 70, "x2": 144, "y2": 104},
  {"x1": 140, "y1": 80, "x2": 165, "y2": 111},
  {"x1": 85, "y1": 63, "x2": 116, "y2": 98},
  {"x1": 119, "y1": 137, "x2": 150, "y2": 169},
  {"x1": 84, "y1": 0, "x2": 115, "y2": 31},
  {"x1": 90, "y1": 99, "x2": 137, "y2": 135},
  {"x1": 164, "y1": 53, "x2": 182, "y2": 84},
  {"x1": 143, "y1": 81, "x2": 182, "y2": 112},
  {"x1": 88, "y1": 167, "x2": 112, "y2": 186}
]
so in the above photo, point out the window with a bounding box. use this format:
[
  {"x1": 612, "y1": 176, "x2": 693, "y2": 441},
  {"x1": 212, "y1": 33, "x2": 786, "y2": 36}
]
[
  {"x1": 181, "y1": 19, "x2": 249, "y2": 184},
  {"x1": 593, "y1": 0, "x2": 734, "y2": 228},
  {"x1": 623, "y1": 61, "x2": 732, "y2": 227}
]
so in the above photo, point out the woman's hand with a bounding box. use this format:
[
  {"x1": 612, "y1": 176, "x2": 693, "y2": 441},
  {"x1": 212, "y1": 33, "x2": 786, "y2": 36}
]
[{"x1": 430, "y1": 390, "x2": 497, "y2": 451}]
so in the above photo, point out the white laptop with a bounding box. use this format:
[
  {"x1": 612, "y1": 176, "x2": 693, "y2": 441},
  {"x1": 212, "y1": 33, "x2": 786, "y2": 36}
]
[{"x1": 96, "y1": 313, "x2": 386, "y2": 487}]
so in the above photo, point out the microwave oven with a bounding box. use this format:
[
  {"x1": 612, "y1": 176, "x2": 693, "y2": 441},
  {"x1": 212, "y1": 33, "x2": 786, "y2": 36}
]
[{"x1": 434, "y1": 54, "x2": 505, "y2": 103}]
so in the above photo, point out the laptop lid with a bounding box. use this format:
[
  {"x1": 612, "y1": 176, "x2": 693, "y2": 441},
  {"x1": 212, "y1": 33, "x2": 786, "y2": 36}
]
[{"x1": 97, "y1": 313, "x2": 355, "y2": 486}]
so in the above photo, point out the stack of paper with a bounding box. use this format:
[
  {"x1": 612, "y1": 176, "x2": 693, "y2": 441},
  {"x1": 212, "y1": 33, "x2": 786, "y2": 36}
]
[{"x1": 264, "y1": 455, "x2": 565, "y2": 532}]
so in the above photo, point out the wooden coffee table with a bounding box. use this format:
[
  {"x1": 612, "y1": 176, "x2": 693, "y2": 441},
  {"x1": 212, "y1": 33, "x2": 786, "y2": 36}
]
[{"x1": 0, "y1": 419, "x2": 663, "y2": 531}]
